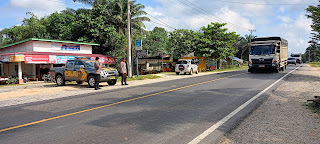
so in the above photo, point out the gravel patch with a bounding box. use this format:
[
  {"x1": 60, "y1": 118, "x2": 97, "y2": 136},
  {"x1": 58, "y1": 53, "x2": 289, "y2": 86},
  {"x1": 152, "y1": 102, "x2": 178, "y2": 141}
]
[
  {"x1": 219, "y1": 64, "x2": 320, "y2": 144},
  {"x1": 0, "y1": 70, "x2": 241, "y2": 107}
]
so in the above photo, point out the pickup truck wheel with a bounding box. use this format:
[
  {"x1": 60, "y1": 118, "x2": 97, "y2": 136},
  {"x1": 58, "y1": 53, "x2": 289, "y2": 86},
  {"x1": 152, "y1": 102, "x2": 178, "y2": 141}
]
[
  {"x1": 176, "y1": 72, "x2": 180, "y2": 75},
  {"x1": 189, "y1": 69, "x2": 193, "y2": 75},
  {"x1": 76, "y1": 81, "x2": 83, "y2": 85},
  {"x1": 107, "y1": 79, "x2": 117, "y2": 85},
  {"x1": 56, "y1": 75, "x2": 65, "y2": 86},
  {"x1": 88, "y1": 75, "x2": 95, "y2": 87}
]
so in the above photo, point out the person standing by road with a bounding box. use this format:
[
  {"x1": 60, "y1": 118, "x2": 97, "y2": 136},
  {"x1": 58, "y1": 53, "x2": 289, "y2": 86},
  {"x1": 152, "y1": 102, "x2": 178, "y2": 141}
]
[
  {"x1": 120, "y1": 58, "x2": 128, "y2": 85},
  {"x1": 94, "y1": 57, "x2": 101, "y2": 90}
]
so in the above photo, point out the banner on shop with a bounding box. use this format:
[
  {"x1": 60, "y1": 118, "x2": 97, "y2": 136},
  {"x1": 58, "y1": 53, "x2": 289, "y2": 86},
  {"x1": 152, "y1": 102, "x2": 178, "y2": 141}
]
[
  {"x1": 51, "y1": 43, "x2": 81, "y2": 51},
  {"x1": 24, "y1": 55, "x2": 49, "y2": 64},
  {"x1": 56, "y1": 56, "x2": 75, "y2": 64},
  {"x1": 89, "y1": 57, "x2": 116, "y2": 64},
  {"x1": 0, "y1": 55, "x2": 10, "y2": 62}
]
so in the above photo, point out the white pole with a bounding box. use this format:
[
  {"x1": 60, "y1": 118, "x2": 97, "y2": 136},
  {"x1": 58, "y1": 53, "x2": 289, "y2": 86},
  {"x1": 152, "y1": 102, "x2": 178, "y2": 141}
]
[
  {"x1": 18, "y1": 62, "x2": 22, "y2": 83},
  {"x1": 127, "y1": 0, "x2": 132, "y2": 77}
]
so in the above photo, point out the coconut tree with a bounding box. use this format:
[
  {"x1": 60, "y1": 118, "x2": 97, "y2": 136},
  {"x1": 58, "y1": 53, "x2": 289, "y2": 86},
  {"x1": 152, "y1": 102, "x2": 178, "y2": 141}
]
[{"x1": 73, "y1": 0, "x2": 150, "y2": 34}]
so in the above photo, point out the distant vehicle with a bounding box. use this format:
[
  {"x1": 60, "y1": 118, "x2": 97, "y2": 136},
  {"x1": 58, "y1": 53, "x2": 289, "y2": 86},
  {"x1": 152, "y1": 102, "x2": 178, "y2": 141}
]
[
  {"x1": 175, "y1": 59, "x2": 199, "y2": 75},
  {"x1": 50, "y1": 59, "x2": 119, "y2": 87},
  {"x1": 287, "y1": 57, "x2": 297, "y2": 65},
  {"x1": 290, "y1": 53, "x2": 302, "y2": 64},
  {"x1": 248, "y1": 37, "x2": 288, "y2": 73}
]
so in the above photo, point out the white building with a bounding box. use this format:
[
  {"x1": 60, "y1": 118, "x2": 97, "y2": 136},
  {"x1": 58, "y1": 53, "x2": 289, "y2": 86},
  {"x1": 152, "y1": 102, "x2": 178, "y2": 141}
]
[{"x1": 0, "y1": 38, "x2": 116, "y2": 84}]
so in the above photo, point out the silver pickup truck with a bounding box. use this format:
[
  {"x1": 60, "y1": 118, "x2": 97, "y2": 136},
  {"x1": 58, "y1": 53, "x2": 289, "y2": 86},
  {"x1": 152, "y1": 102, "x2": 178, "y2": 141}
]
[{"x1": 50, "y1": 59, "x2": 119, "y2": 87}]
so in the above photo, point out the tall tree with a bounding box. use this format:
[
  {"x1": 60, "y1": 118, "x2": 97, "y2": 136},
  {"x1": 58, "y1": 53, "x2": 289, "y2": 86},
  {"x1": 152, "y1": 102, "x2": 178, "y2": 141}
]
[
  {"x1": 197, "y1": 22, "x2": 238, "y2": 59},
  {"x1": 306, "y1": 1, "x2": 320, "y2": 42},
  {"x1": 143, "y1": 27, "x2": 168, "y2": 56},
  {"x1": 73, "y1": 0, "x2": 150, "y2": 34}
]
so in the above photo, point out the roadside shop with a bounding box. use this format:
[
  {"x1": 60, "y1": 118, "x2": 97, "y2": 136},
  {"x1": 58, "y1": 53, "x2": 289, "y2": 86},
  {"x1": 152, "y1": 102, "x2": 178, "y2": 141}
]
[{"x1": 0, "y1": 38, "x2": 116, "y2": 84}]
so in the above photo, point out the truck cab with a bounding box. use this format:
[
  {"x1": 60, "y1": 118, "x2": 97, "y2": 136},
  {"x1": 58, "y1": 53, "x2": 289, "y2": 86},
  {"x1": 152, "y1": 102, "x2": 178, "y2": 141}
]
[{"x1": 248, "y1": 37, "x2": 288, "y2": 73}]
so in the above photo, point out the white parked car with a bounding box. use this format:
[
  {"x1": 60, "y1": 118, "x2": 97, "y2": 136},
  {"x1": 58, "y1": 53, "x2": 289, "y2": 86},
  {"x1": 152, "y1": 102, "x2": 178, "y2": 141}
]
[{"x1": 175, "y1": 59, "x2": 199, "y2": 75}]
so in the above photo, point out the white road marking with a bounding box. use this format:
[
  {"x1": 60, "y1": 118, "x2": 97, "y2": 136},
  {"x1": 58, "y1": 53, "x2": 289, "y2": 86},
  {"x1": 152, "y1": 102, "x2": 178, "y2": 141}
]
[{"x1": 188, "y1": 66, "x2": 301, "y2": 144}]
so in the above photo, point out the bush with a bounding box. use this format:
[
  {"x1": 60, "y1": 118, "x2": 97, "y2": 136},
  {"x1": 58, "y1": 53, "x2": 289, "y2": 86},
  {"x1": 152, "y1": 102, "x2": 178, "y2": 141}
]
[{"x1": 6, "y1": 76, "x2": 17, "y2": 85}]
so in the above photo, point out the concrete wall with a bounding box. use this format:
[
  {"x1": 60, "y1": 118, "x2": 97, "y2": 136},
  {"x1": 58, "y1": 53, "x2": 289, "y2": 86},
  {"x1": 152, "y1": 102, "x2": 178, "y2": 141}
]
[
  {"x1": 1, "y1": 41, "x2": 33, "y2": 53},
  {"x1": 33, "y1": 41, "x2": 92, "y2": 54}
]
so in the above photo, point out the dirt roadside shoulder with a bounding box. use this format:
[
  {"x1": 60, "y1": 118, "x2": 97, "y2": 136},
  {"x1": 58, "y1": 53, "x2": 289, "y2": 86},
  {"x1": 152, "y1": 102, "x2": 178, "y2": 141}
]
[{"x1": 219, "y1": 64, "x2": 320, "y2": 144}]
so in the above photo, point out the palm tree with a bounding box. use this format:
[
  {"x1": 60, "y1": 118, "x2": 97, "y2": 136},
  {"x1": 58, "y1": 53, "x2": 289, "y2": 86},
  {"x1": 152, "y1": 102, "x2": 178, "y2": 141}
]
[
  {"x1": 306, "y1": 43, "x2": 320, "y2": 61},
  {"x1": 74, "y1": 0, "x2": 150, "y2": 34},
  {"x1": 236, "y1": 34, "x2": 256, "y2": 61}
]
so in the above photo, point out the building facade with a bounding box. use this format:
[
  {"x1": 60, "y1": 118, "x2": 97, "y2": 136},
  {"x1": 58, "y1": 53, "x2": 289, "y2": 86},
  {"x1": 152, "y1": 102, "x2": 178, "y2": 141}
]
[{"x1": 0, "y1": 38, "x2": 116, "y2": 84}]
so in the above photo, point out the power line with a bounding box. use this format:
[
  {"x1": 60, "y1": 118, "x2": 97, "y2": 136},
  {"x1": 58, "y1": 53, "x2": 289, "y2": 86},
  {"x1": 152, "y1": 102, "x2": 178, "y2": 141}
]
[
  {"x1": 181, "y1": 0, "x2": 251, "y2": 30},
  {"x1": 147, "y1": 21, "x2": 176, "y2": 30},
  {"x1": 147, "y1": 13, "x2": 176, "y2": 30},
  {"x1": 166, "y1": 0, "x2": 249, "y2": 31},
  {"x1": 215, "y1": 0, "x2": 318, "y2": 6}
]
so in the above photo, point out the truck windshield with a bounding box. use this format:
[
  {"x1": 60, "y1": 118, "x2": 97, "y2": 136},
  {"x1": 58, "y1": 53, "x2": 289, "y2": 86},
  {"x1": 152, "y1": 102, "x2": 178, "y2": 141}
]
[
  {"x1": 177, "y1": 61, "x2": 187, "y2": 64},
  {"x1": 250, "y1": 45, "x2": 275, "y2": 55},
  {"x1": 291, "y1": 54, "x2": 300, "y2": 57}
]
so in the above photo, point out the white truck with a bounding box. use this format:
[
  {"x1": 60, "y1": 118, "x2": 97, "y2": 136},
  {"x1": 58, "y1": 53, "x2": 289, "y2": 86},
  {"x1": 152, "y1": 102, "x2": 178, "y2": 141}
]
[
  {"x1": 248, "y1": 37, "x2": 288, "y2": 73},
  {"x1": 175, "y1": 59, "x2": 199, "y2": 75},
  {"x1": 290, "y1": 53, "x2": 302, "y2": 64}
]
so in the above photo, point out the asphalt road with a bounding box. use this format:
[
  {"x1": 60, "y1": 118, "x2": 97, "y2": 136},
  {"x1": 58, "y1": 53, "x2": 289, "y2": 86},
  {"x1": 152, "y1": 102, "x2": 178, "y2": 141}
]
[{"x1": 0, "y1": 65, "x2": 300, "y2": 144}]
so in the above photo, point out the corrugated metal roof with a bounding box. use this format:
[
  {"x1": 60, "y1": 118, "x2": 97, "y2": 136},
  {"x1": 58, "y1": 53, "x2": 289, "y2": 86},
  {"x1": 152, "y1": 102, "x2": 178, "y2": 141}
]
[{"x1": 0, "y1": 38, "x2": 99, "y2": 49}]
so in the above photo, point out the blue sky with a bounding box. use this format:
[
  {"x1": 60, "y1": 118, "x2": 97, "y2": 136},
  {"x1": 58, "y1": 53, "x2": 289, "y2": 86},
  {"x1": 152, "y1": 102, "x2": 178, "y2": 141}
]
[{"x1": 0, "y1": 0, "x2": 318, "y2": 54}]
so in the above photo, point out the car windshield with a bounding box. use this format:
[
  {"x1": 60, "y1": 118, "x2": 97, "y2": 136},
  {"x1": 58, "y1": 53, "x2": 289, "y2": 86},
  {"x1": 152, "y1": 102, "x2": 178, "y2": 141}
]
[
  {"x1": 84, "y1": 61, "x2": 95, "y2": 67},
  {"x1": 291, "y1": 54, "x2": 300, "y2": 57},
  {"x1": 288, "y1": 58, "x2": 295, "y2": 60},
  {"x1": 250, "y1": 45, "x2": 275, "y2": 55},
  {"x1": 177, "y1": 61, "x2": 188, "y2": 64}
]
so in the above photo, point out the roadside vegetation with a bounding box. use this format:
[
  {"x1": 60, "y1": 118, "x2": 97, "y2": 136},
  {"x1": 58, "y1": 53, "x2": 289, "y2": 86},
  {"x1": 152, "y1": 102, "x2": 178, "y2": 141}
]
[
  {"x1": 308, "y1": 62, "x2": 320, "y2": 67},
  {"x1": 303, "y1": 3, "x2": 320, "y2": 62},
  {"x1": 0, "y1": 0, "x2": 253, "y2": 64},
  {"x1": 304, "y1": 102, "x2": 320, "y2": 113}
]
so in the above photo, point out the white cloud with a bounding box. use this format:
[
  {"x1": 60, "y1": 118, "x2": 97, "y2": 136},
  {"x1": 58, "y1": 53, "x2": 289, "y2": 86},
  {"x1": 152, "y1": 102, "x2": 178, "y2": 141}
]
[
  {"x1": 10, "y1": 0, "x2": 66, "y2": 17},
  {"x1": 277, "y1": 16, "x2": 292, "y2": 23},
  {"x1": 215, "y1": 7, "x2": 254, "y2": 33}
]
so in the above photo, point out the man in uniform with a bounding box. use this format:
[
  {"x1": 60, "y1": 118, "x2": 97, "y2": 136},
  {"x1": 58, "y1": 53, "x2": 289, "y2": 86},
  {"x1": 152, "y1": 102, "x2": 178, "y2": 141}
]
[
  {"x1": 120, "y1": 58, "x2": 128, "y2": 85},
  {"x1": 94, "y1": 57, "x2": 101, "y2": 90}
]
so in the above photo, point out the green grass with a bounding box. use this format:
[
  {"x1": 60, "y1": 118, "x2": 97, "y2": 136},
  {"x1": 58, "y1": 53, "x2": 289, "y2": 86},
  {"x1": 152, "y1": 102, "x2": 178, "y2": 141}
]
[
  {"x1": 303, "y1": 102, "x2": 320, "y2": 113},
  {"x1": 308, "y1": 62, "x2": 320, "y2": 67},
  {"x1": 202, "y1": 65, "x2": 248, "y2": 73},
  {"x1": 123, "y1": 75, "x2": 162, "y2": 81}
]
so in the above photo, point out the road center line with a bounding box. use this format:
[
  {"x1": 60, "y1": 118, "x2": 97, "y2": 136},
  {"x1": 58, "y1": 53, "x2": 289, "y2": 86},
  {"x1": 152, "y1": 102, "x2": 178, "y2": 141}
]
[
  {"x1": 0, "y1": 72, "x2": 246, "y2": 133},
  {"x1": 188, "y1": 66, "x2": 301, "y2": 144}
]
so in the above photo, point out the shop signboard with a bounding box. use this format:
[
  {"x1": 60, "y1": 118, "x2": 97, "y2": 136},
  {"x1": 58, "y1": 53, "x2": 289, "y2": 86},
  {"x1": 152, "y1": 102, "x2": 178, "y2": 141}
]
[
  {"x1": 52, "y1": 43, "x2": 80, "y2": 51},
  {"x1": 49, "y1": 55, "x2": 57, "y2": 64},
  {"x1": 24, "y1": 55, "x2": 50, "y2": 64},
  {"x1": 0, "y1": 55, "x2": 10, "y2": 62},
  {"x1": 9, "y1": 55, "x2": 25, "y2": 62},
  {"x1": 106, "y1": 57, "x2": 116, "y2": 64},
  {"x1": 56, "y1": 56, "x2": 75, "y2": 64}
]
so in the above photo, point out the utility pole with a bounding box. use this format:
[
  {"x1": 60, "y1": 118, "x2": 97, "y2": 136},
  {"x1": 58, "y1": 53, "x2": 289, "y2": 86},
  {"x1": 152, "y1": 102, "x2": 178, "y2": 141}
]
[
  {"x1": 127, "y1": 0, "x2": 132, "y2": 77},
  {"x1": 249, "y1": 29, "x2": 256, "y2": 43}
]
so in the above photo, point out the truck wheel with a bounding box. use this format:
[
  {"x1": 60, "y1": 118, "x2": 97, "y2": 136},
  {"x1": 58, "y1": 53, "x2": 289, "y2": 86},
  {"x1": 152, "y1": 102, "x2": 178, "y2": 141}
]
[
  {"x1": 107, "y1": 79, "x2": 117, "y2": 85},
  {"x1": 56, "y1": 75, "x2": 65, "y2": 86},
  {"x1": 190, "y1": 69, "x2": 193, "y2": 75},
  {"x1": 176, "y1": 72, "x2": 180, "y2": 75},
  {"x1": 76, "y1": 81, "x2": 83, "y2": 85},
  {"x1": 274, "y1": 68, "x2": 279, "y2": 73},
  {"x1": 88, "y1": 75, "x2": 95, "y2": 88}
]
